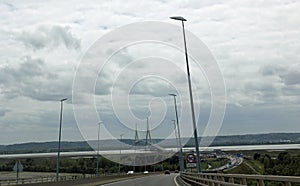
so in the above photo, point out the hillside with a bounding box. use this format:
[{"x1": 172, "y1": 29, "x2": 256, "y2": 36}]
[
  {"x1": 186, "y1": 132, "x2": 300, "y2": 147},
  {"x1": 0, "y1": 132, "x2": 299, "y2": 154}
]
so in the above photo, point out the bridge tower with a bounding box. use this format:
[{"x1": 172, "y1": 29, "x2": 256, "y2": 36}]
[{"x1": 145, "y1": 117, "x2": 151, "y2": 146}]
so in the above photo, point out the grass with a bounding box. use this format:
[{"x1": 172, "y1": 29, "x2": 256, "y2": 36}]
[
  {"x1": 201, "y1": 158, "x2": 228, "y2": 170},
  {"x1": 226, "y1": 162, "x2": 257, "y2": 174},
  {"x1": 246, "y1": 160, "x2": 264, "y2": 174}
]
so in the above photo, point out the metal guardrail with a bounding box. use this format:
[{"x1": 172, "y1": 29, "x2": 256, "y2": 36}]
[
  {"x1": 0, "y1": 172, "x2": 143, "y2": 186},
  {"x1": 180, "y1": 172, "x2": 300, "y2": 186},
  {"x1": 0, "y1": 174, "x2": 97, "y2": 186}
]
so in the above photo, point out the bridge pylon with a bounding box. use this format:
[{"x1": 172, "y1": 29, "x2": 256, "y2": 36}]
[{"x1": 145, "y1": 117, "x2": 151, "y2": 146}]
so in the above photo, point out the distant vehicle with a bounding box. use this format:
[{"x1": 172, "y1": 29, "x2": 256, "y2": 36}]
[
  {"x1": 164, "y1": 170, "x2": 170, "y2": 175},
  {"x1": 174, "y1": 170, "x2": 179, "y2": 173},
  {"x1": 144, "y1": 171, "x2": 149, "y2": 174},
  {"x1": 127, "y1": 171, "x2": 134, "y2": 175}
]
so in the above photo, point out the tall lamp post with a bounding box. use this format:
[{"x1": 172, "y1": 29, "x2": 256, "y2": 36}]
[
  {"x1": 118, "y1": 133, "x2": 124, "y2": 176},
  {"x1": 169, "y1": 93, "x2": 184, "y2": 171},
  {"x1": 170, "y1": 16, "x2": 202, "y2": 173},
  {"x1": 96, "y1": 122, "x2": 102, "y2": 176},
  {"x1": 56, "y1": 98, "x2": 67, "y2": 181},
  {"x1": 172, "y1": 119, "x2": 179, "y2": 151}
]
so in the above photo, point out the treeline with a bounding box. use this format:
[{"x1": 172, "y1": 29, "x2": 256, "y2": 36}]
[
  {"x1": 186, "y1": 133, "x2": 300, "y2": 147},
  {"x1": 253, "y1": 152, "x2": 300, "y2": 176},
  {"x1": 0, "y1": 141, "x2": 92, "y2": 154},
  {"x1": 0, "y1": 155, "x2": 180, "y2": 174}
]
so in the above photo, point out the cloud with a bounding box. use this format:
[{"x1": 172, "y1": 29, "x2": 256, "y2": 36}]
[
  {"x1": 257, "y1": 64, "x2": 300, "y2": 103},
  {"x1": 280, "y1": 70, "x2": 300, "y2": 100},
  {"x1": 17, "y1": 25, "x2": 81, "y2": 50},
  {"x1": 282, "y1": 71, "x2": 300, "y2": 85},
  {"x1": 261, "y1": 64, "x2": 287, "y2": 77},
  {"x1": 221, "y1": 103, "x2": 300, "y2": 135},
  {"x1": 0, "y1": 0, "x2": 300, "y2": 144},
  {"x1": 0, "y1": 56, "x2": 44, "y2": 84},
  {"x1": 0, "y1": 109, "x2": 10, "y2": 117},
  {"x1": 0, "y1": 56, "x2": 72, "y2": 101},
  {"x1": 129, "y1": 78, "x2": 175, "y2": 97}
]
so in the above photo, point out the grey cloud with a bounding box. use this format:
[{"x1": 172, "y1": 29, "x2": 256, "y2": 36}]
[
  {"x1": 94, "y1": 49, "x2": 134, "y2": 95},
  {"x1": 261, "y1": 64, "x2": 287, "y2": 76},
  {"x1": 280, "y1": 70, "x2": 300, "y2": 99},
  {"x1": 0, "y1": 57, "x2": 45, "y2": 85},
  {"x1": 244, "y1": 81, "x2": 277, "y2": 93},
  {"x1": 282, "y1": 71, "x2": 300, "y2": 85},
  {"x1": 256, "y1": 65, "x2": 300, "y2": 103},
  {"x1": 282, "y1": 85, "x2": 300, "y2": 97},
  {"x1": 0, "y1": 56, "x2": 71, "y2": 101},
  {"x1": 0, "y1": 0, "x2": 299, "y2": 144},
  {"x1": 2, "y1": 2, "x2": 16, "y2": 11},
  {"x1": 232, "y1": 79, "x2": 281, "y2": 106},
  {"x1": 18, "y1": 26, "x2": 81, "y2": 50},
  {"x1": 95, "y1": 73, "x2": 176, "y2": 97},
  {"x1": 130, "y1": 78, "x2": 175, "y2": 97},
  {"x1": 95, "y1": 79, "x2": 112, "y2": 95},
  {"x1": 0, "y1": 109, "x2": 10, "y2": 117},
  {"x1": 221, "y1": 103, "x2": 300, "y2": 135}
]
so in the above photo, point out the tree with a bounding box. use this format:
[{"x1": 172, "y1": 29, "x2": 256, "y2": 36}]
[{"x1": 253, "y1": 153, "x2": 261, "y2": 160}]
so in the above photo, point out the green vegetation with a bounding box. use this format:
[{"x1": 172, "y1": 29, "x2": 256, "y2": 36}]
[
  {"x1": 201, "y1": 158, "x2": 228, "y2": 170},
  {"x1": 260, "y1": 151, "x2": 300, "y2": 176},
  {"x1": 0, "y1": 149, "x2": 299, "y2": 176},
  {"x1": 186, "y1": 133, "x2": 300, "y2": 147},
  {"x1": 227, "y1": 162, "x2": 258, "y2": 174},
  {"x1": 245, "y1": 160, "x2": 264, "y2": 174},
  {"x1": 0, "y1": 155, "x2": 182, "y2": 175},
  {"x1": 0, "y1": 142, "x2": 92, "y2": 154},
  {"x1": 227, "y1": 150, "x2": 300, "y2": 176}
]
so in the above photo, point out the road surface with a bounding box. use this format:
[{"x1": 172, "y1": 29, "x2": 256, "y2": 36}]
[{"x1": 101, "y1": 173, "x2": 178, "y2": 186}]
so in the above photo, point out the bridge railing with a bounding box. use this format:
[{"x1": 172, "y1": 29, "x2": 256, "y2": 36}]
[
  {"x1": 0, "y1": 172, "x2": 138, "y2": 186},
  {"x1": 180, "y1": 172, "x2": 300, "y2": 186},
  {"x1": 0, "y1": 174, "x2": 92, "y2": 186}
]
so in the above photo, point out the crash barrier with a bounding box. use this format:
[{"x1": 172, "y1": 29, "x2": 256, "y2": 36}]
[{"x1": 180, "y1": 172, "x2": 300, "y2": 186}]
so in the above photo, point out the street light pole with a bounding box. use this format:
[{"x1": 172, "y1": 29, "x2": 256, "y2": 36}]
[
  {"x1": 172, "y1": 119, "x2": 179, "y2": 151},
  {"x1": 96, "y1": 122, "x2": 102, "y2": 176},
  {"x1": 170, "y1": 16, "x2": 202, "y2": 173},
  {"x1": 118, "y1": 134, "x2": 124, "y2": 176},
  {"x1": 56, "y1": 98, "x2": 67, "y2": 181},
  {"x1": 169, "y1": 93, "x2": 184, "y2": 171}
]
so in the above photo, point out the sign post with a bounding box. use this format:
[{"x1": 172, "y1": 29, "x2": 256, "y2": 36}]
[
  {"x1": 185, "y1": 153, "x2": 197, "y2": 169},
  {"x1": 13, "y1": 160, "x2": 23, "y2": 183}
]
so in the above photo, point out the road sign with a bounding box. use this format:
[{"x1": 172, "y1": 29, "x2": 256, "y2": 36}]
[
  {"x1": 13, "y1": 160, "x2": 23, "y2": 172},
  {"x1": 185, "y1": 153, "x2": 197, "y2": 163},
  {"x1": 186, "y1": 163, "x2": 197, "y2": 168}
]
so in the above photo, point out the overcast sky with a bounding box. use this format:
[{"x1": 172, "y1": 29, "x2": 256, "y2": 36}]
[{"x1": 0, "y1": 0, "x2": 299, "y2": 145}]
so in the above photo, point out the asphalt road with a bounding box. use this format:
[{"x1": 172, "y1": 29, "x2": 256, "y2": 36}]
[{"x1": 101, "y1": 173, "x2": 178, "y2": 186}]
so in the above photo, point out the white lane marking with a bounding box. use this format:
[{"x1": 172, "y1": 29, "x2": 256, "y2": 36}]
[{"x1": 174, "y1": 174, "x2": 180, "y2": 186}]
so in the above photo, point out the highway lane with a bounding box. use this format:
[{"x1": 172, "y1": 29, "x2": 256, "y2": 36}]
[{"x1": 101, "y1": 173, "x2": 178, "y2": 186}]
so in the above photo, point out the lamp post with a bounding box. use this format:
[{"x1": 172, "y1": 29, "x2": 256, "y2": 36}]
[
  {"x1": 118, "y1": 133, "x2": 124, "y2": 176},
  {"x1": 172, "y1": 119, "x2": 179, "y2": 151},
  {"x1": 169, "y1": 93, "x2": 184, "y2": 171},
  {"x1": 96, "y1": 122, "x2": 102, "y2": 176},
  {"x1": 170, "y1": 16, "x2": 202, "y2": 172},
  {"x1": 56, "y1": 98, "x2": 67, "y2": 181}
]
